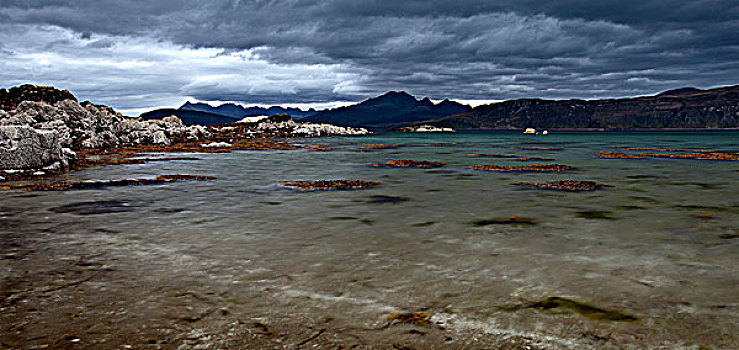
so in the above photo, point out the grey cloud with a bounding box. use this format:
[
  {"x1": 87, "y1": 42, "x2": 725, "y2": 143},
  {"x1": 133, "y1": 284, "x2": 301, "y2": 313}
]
[{"x1": 0, "y1": 0, "x2": 737, "y2": 109}]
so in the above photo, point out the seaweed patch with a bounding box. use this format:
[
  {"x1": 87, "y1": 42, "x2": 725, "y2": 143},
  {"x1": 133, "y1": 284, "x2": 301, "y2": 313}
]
[
  {"x1": 531, "y1": 297, "x2": 638, "y2": 322},
  {"x1": 281, "y1": 180, "x2": 380, "y2": 191},
  {"x1": 1, "y1": 174, "x2": 215, "y2": 192},
  {"x1": 513, "y1": 180, "x2": 612, "y2": 192},
  {"x1": 469, "y1": 164, "x2": 573, "y2": 172},
  {"x1": 371, "y1": 160, "x2": 446, "y2": 168}
]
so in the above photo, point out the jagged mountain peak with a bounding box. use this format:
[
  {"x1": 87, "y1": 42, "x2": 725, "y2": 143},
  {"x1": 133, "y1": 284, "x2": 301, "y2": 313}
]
[{"x1": 304, "y1": 91, "x2": 472, "y2": 127}]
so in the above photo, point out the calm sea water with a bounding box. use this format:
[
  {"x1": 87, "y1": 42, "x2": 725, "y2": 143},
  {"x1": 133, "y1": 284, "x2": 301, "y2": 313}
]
[{"x1": 3, "y1": 131, "x2": 738, "y2": 348}]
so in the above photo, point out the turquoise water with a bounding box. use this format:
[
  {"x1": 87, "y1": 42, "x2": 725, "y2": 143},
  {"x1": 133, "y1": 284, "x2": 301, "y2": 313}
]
[{"x1": 2, "y1": 131, "x2": 738, "y2": 348}]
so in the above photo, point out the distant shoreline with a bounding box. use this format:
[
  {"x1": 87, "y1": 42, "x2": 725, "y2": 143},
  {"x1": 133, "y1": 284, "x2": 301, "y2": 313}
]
[{"x1": 453, "y1": 127, "x2": 739, "y2": 132}]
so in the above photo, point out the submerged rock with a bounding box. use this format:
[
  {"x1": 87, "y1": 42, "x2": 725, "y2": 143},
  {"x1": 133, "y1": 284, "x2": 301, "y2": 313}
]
[
  {"x1": 50, "y1": 200, "x2": 136, "y2": 215},
  {"x1": 366, "y1": 195, "x2": 409, "y2": 204},
  {"x1": 470, "y1": 216, "x2": 537, "y2": 227},
  {"x1": 575, "y1": 211, "x2": 617, "y2": 220}
]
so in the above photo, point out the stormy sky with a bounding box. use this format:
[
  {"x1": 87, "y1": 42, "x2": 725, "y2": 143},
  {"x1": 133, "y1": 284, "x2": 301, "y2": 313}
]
[{"x1": 1, "y1": 0, "x2": 737, "y2": 114}]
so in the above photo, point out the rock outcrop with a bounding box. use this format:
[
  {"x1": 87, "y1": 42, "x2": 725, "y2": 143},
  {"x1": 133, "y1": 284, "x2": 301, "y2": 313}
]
[
  {"x1": 0, "y1": 126, "x2": 72, "y2": 170},
  {"x1": 0, "y1": 100, "x2": 208, "y2": 151},
  {"x1": 236, "y1": 115, "x2": 370, "y2": 137},
  {"x1": 0, "y1": 84, "x2": 77, "y2": 112},
  {"x1": 0, "y1": 84, "x2": 369, "y2": 172},
  {"x1": 0, "y1": 86, "x2": 210, "y2": 170},
  {"x1": 395, "y1": 124, "x2": 454, "y2": 133}
]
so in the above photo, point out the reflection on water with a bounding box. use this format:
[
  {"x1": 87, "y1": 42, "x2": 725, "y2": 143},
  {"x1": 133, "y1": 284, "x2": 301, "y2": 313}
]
[{"x1": 2, "y1": 131, "x2": 738, "y2": 348}]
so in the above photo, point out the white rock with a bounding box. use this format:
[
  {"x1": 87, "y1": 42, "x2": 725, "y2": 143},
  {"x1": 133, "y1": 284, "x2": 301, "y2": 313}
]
[
  {"x1": 200, "y1": 142, "x2": 232, "y2": 148},
  {"x1": 237, "y1": 115, "x2": 269, "y2": 123},
  {"x1": 151, "y1": 130, "x2": 171, "y2": 145}
]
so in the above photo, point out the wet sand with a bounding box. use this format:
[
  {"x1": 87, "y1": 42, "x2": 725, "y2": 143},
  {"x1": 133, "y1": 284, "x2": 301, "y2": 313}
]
[{"x1": 2, "y1": 131, "x2": 738, "y2": 349}]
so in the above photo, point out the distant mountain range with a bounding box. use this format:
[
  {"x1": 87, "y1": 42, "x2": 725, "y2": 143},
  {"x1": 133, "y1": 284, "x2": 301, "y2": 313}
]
[
  {"x1": 303, "y1": 91, "x2": 471, "y2": 128},
  {"x1": 138, "y1": 108, "x2": 240, "y2": 126},
  {"x1": 139, "y1": 85, "x2": 738, "y2": 129},
  {"x1": 139, "y1": 92, "x2": 471, "y2": 127},
  {"x1": 180, "y1": 101, "x2": 316, "y2": 120},
  {"x1": 140, "y1": 102, "x2": 317, "y2": 126},
  {"x1": 412, "y1": 85, "x2": 739, "y2": 129}
]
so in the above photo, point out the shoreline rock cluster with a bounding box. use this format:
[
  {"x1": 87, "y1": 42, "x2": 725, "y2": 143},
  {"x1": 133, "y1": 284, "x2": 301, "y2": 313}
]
[
  {"x1": 395, "y1": 124, "x2": 454, "y2": 133},
  {"x1": 0, "y1": 85, "x2": 210, "y2": 171},
  {"x1": 237, "y1": 115, "x2": 369, "y2": 137},
  {"x1": 0, "y1": 85, "x2": 370, "y2": 175}
]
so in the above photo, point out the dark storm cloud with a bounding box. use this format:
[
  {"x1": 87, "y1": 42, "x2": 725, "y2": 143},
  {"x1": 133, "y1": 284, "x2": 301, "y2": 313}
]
[{"x1": 0, "y1": 0, "x2": 737, "y2": 110}]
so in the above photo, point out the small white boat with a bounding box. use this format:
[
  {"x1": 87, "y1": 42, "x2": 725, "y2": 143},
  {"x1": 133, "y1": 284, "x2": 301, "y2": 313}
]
[{"x1": 523, "y1": 128, "x2": 536, "y2": 134}]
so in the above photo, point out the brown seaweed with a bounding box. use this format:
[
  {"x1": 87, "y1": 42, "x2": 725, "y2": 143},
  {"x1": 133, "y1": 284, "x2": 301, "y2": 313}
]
[
  {"x1": 371, "y1": 160, "x2": 446, "y2": 168},
  {"x1": 469, "y1": 164, "x2": 573, "y2": 172},
  {"x1": 1, "y1": 174, "x2": 215, "y2": 192},
  {"x1": 640, "y1": 152, "x2": 739, "y2": 161},
  {"x1": 387, "y1": 312, "x2": 434, "y2": 327},
  {"x1": 596, "y1": 151, "x2": 647, "y2": 159},
  {"x1": 280, "y1": 180, "x2": 380, "y2": 191},
  {"x1": 599, "y1": 148, "x2": 738, "y2": 161},
  {"x1": 613, "y1": 146, "x2": 685, "y2": 152},
  {"x1": 512, "y1": 180, "x2": 613, "y2": 192}
]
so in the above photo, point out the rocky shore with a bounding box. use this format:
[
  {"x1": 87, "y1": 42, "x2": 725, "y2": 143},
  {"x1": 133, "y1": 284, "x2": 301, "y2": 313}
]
[
  {"x1": 395, "y1": 124, "x2": 455, "y2": 133},
  {"x1": 0, "y1": 85, "x2": 369, "y2": 176}
]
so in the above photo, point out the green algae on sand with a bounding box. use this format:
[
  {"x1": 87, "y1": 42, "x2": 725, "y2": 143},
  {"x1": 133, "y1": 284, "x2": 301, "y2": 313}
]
[{"x1": 532, "y1": 297, "x2": 638, "y2": 322}]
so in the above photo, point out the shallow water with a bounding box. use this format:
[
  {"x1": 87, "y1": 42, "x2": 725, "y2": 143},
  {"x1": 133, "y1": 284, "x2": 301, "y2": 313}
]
[{"x1": 2, "y1": 131, "x2": 738, "y2": 349}]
